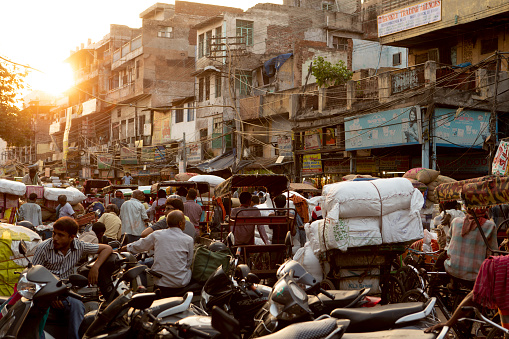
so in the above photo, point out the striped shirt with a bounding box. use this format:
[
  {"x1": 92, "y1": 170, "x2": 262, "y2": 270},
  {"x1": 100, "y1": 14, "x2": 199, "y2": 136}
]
[{"x1": 33, "y1": 238, "x2": 99, "y2": 279}]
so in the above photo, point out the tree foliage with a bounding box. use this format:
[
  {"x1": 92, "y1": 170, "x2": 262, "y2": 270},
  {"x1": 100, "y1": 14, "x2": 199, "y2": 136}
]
[
  {"x1": 0, "y1": 61, "x2": 31, "y2": 146},
  {"x1": 311, "y1": 56, "x2": 352, "y2": 88}
]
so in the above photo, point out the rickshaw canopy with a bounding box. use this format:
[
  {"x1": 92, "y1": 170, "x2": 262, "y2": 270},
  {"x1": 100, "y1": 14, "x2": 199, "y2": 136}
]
[
  {"x1": 83, "y1": 179, "x2": 111, "y2": 195},
  {"x1": 102, "y1": 184, "x2": 139, "y2": 194},
  {"x1": 435, "y1": 175, "x2": 496, "y2": 203},
  {"x1": 151, "y1": 181, "x2": 210, "y2": 195},
  {"x1": 461, "y1": 175, "x2": 509, "y2": 209},
  {"x1": 214, "y1": 174, "x2": 289, "y2": 198},
  {"x1": 289, "y1": 182, "x2": 321, "y2": 194}
]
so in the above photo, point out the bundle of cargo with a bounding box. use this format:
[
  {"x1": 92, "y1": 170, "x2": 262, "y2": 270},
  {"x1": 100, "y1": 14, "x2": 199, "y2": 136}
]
[
  {"x1": 402, "y1": 168, "x2": 456, "y2": 204},
  {"x1": 319, "y1": 177, "x2": 424, "y2": 252},
  {"x1": 0, "y1": 179, "x2": 26, "y2": 196},
  {"x1": 0, "y1": 180, "x2": 26, "y2": 222},
  {"x1": 0, "y1": 223, "x2": 41, "y2": 295},
  {"x1": 43, "y1": 186, "x2": 86, "y2": 205}
]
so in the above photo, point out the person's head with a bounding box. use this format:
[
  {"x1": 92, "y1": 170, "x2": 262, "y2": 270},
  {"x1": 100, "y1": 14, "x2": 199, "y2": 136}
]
[
  {"x1": 53, "y1": 217, "x2": 79, "y2": 250},
  {"x1": 28, "y1": 193, "x2": 37, "y2": 202},
  {"x1": 166, "y1": 198, "x2": 185, "y2": 215},
  {"x1": 132, "y1": 190, "x2": 144, "y2": 201},
  {"x1": 157, "y1": 189, "x2": 166, "y2": 199},
  {"x1": 92, "y1": 222, "x2": 106, "y2": 240},
  {"x1": 105, "y1": 203, "x2": 119, "y2": 215},
  {"x1": 251, "y1": 195, "x2": 260, "y2": 206},
  {"x1": 58, "y1": 194, "x2": 67, "y2": 205},
  {"x1": 126, "y1": 172, "x2": 131, "y2": 177},
  {"x1": 239, "y1": 192, "x2": 252, "y2": 206},
  {"x1": 409, "y1": 107, "x2": 417, "y2": 122},
  {"x1": 166, "y1": 210, "x2": 186, "y2": 230},
  {"x1": 443, "y1": 201, "x2": 458, "y2": 211},
  {"x1": 274, "y1": 194, "x2": 287, "y2": 208},
  {"x1": 29, "y1": 168, "x2": 36, "y2": 178},
  {"x1": 187, "y1": 188, "x2": 198, "y2": 200},
  {"x1": 115, "y1": 190, "x2": 123, "y2": 199},
  {"x1": 177, "y1": 186, "x2": 188, "y2": 197}
]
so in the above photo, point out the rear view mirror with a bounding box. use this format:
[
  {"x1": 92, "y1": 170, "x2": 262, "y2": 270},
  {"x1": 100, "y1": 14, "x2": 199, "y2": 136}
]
[
  {"x1": 246, "y1": 273, "x2": 260, "y2": 284},
  {"x1": 19, "y1": 240, "x2": 28, "y2": 256},
  {"x1": 129, "y1": 293, "x2": 157, "y2": 310},
  {"x1": 121, "y1": 265, "x2": 147, "y2": 282},
  {"x1": 69, "y1": 274, "x2": 89, "y2": 288}
]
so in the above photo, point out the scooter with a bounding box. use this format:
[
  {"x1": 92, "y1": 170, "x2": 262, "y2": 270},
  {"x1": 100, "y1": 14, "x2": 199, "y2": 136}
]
[{"x1": 0, "y1": 240, "x2": 87, "y2": 339}]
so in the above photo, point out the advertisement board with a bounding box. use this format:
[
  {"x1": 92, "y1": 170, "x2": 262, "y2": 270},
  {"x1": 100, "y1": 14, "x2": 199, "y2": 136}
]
[
  {"x1": 277, "y1": 135, "x2": 293, "y2": 157},
  {"x1": 304, "y1": 129, "x2": 322, "y2": 150},
  {"x1": 97, "y1": 155, "x2": 113, "y2": 169},
  {"x1": 120, "y1": 147, "x2": 138, "y2": 165},
  {"x1": 141, "y1": 147, "x2": 155, "y2": 162},
  {"x1": 378, "y1": 0, "x2": 441, "y2": 37},
  {"x1": 302, "y1": 154, "x2": 322, "y2": 174},
  {"x1": 152, "y1": 115, "x2": 172, "y2": 145},
  {"x1": 345, "y1": 106, "x2": 422, "y2": 151},
  {"x1": 434, "y1": 108, "x2": 490, "y2": 148},
  {"x1": 492, "y1": 140, "x2": 509, "y2": 175}
]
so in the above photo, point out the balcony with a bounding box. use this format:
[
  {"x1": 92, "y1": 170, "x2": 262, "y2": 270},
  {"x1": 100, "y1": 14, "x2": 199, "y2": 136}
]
[
  {"x1": 75, "y1": 64, "x2": 99, "y2": 85},
  {"x1": 49, "y1": 121, "x2": 65, "y2": 134},
  {"x1": 112, "y1": 36, "x2": 143, "y2": 70},
  {"x1": 82, "y1": 98, "x2": 98, "y2": 116}
]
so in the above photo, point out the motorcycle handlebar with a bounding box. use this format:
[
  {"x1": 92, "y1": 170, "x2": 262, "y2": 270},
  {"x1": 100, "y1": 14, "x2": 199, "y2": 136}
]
[
  {"x1": 250, "y1": 285, "x2": 263, "y2": 297},
  {"x1": 66, "y1": 290, "x2": 84, "y2": 301},
  {"x1": 319, "y1": 288, "x2": 335, "y2": 300}
]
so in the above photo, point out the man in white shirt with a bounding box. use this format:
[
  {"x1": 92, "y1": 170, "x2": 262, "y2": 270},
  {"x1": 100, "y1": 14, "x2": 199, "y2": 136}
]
[
  {"x1": 119, "y1": 190, "x2": 149, "y2": 243},
  {"x1": 122, "y1": 172, "x2": 134, "y2": 185},
  {"x1": 57, "y1": 195, "x2": 75, "y2": 219},
  {"x1": 121, "y1": 210, "x2": 194, "y2": 298},
  {"x1": 18, "y1": 193, "x2": 42, "y2": 226},
  {"x1": 22, "y1": 168, "x2": 42, "y2": 185}
]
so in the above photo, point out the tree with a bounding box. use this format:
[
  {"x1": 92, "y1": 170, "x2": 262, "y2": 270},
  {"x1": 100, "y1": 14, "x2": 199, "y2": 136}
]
[
  {"x1": 0, "y1": 61, "x2": 31, "y2": 146},
  {"x1": 311, "y1": 56, "x2": 352, "y2": 88}
]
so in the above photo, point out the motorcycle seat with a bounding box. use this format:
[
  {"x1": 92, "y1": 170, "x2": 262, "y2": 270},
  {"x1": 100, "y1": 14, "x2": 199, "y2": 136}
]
[
  {"x1": 309, "y1": 290, "x2": 361, "y2": 309},
  {"x1": 262, "y1": 318, "x2": 346, "y2": 339},
  {"x1": 341, "y1": 328, "x2": 436, "y2": 339},
  {"x1": 330, "y1": 302, "x2": 425, "y2": 332},
  {"x1": 147, "y1": 296, "x2": 185, "y2": 317}
]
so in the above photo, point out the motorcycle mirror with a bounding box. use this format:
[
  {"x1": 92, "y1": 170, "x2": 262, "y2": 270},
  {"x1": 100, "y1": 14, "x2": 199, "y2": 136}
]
[
  {"x1": 19, "y1": 240, "x2": 28, "y2": 256},
  {"x1": 121, "y1": 265, "x2": 147, "y2": 282},
  {"x1": 211, "y1": 306, "x2": 241, "y2": 339},
  {"x1": 129, "y1": 292, "x2": 157, "y2": 310},
  {"x1": 69, "y1": 274, "x2": 89, "y2": 288},
  {"x1": 246, "y1": 273, "x2": 260, "y2": 284},
  {"x1": 226, "y1": 232, "x2": 235, "y2": 248},
  {"x1": 235, "y1": 265, "x2": 250, "y2": 280}
]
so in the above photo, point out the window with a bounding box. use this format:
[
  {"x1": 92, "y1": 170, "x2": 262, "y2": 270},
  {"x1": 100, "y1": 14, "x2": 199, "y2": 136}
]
[
  {"x1": 332, "y1": 37, "x2": 348, "y2": 51},
  {"x1": 235, "y1": 71, "x2": 252, "y2": 96},
  {"x1": 138, "y1": 115, "x2": 145, "y2": 136},
  {"x1": 109, "y1": 73, "x2": 119, "y2": 90},
  {"x1": 206, "y1": 30, "x2": 212, "y2": 56},
  {"x1": 322, "y1": 2, "x2": 334, "y2": 10},
  {"x1": 175, "y1": 106, "x2": 184, "y2": 123},
  {"x1": 215, "y1": 74, "x2": 222, "y2": 98},
  {"x1": 214, "y1": 26, "x2": 222, "y2": 52},
  {"x1": 393, "y1": 52, "x2": 402, "y2": 66},
  {"x1": 236, "y1": 20, "x2": 253, "y2": 46},
  {"x1": 198, "y1": 78, "x2": 204, "y2": 102},
  {"x1": 158, "y1": 26, "x2": 173, "y2": 38},
  {"x1": 117, "y1": 109, "x2": 121, "y2": 118},
  {"x1": 198, "y1": 34, "x2": 205, "y2": 58},
  {"x1": 481, "y1": 38, "x2": 498, "y2": 55},
  {"x1": 136, "y1": 60, "x2": 140, "y2": 79},
  {"x1": 187, "y1": 103, "x2": 194, "y2": 122},
  {"x1": 205, "y1": 76, "x2": 210, "y2": 100}
]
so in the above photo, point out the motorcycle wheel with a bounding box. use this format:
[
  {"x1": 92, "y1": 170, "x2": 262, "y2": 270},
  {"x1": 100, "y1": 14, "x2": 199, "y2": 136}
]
[
  {"x1": 400, "y1": 289, "x2": 428, "y2": 303},
  {"x1": 320, "y1": 279, "x2": 336, "y2": 290}
]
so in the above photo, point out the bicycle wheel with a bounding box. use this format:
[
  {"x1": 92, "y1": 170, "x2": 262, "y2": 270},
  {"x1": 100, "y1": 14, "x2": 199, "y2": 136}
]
[
  {"x1": 397, "y1": 266, "x2": 422, "y2": 291},
  {"x1": 487, "y1": 327, "x2": 507, "y2": 339},
  {"x1": 400, "y1": 289, "x2": 428, "y2": 303},
  {"x1": 386, "y1": 276, "x2": 405, "y2": 303}
]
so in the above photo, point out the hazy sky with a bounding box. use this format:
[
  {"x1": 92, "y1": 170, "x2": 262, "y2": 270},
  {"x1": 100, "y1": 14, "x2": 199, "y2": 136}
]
[{"x1": 1, "y1": 0, "x2": 282, "y2": 95}]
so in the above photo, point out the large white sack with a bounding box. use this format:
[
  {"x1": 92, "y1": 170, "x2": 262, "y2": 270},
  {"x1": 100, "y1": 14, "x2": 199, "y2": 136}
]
[
  {"x1": 324, "y1": 178, "x2": 415, "y2": 219},
  {"x1": 44, "y1": 187, "x2": 86, "y2": 204},
  {"x1": 66, "y1": 187, "x2": 86, "y2": 204},
  {"x1": 293, "y1": 242, "x2": 323, "y2": 282},
  {"x1": 0, "y1": 179, "x2": 26, "y2": 196},
  {"x1": 319, "y1": 216, "x2": 382, "y2": 252},
  {"x1": 305, "y1": 220, "x2": 321, "y2": 256},
  {"x1": 381, "y1": 208, "x2": 423, "y2": 244},
  {"x1": 189, "y1": 175, "x2": 225, "y2": 187}
]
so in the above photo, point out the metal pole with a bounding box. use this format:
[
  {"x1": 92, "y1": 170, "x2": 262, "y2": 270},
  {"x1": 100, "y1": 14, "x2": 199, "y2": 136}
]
[
  {"x1": 489, "y1": 52, "x2": 501, "y2": 174},
  {"x1": 182, "y1": 132, "x2": 187, "y2": 172}
]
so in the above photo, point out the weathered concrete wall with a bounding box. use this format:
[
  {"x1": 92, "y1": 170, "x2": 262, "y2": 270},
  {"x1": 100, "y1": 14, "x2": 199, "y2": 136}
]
[{"x1": 352, "y1": 39, "x2": 408, "y2": 70}]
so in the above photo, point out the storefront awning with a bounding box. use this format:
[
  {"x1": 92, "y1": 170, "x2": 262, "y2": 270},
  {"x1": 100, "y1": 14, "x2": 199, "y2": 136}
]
[{"x1": 195, "y1": 151, "x2": 235, "y2": 173}]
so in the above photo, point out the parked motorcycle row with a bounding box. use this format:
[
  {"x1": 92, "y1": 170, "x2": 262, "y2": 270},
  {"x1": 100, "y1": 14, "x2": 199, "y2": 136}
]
[{"x1": 0, "y1": 234, "x2": 489, "y2": 339}]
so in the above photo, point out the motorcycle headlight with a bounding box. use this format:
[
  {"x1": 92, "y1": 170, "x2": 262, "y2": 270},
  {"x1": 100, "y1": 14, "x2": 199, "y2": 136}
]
[{"x1": 17, "y1": 273, "x2": 45, "y2": 299}]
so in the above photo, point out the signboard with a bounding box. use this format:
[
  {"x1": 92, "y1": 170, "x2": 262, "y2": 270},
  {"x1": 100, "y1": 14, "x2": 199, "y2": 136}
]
[
  {"x1": 434, "y1": 108, "x2": 490, "y2": 148},
  {"x1": 62, "y1": 107, "x2": 73, "y2": 167},
  {"x1": 379, "y1": 156, "x2": 410, "y2": 171},
  {"x1": 141, "y1": 147, "x2": 155, "y2": 162},
  {"x1": 277, "y1": 135, "x2": 293, "y2": 157},
  {"x1": 304, "y1": 129, "x2": 322, "y2": 150},
  {"x1": 187, "y1": 144, "x2": 202, "y2": 163},
  {"x1": 378, "y1": 0, "x2": 442, "y2": 37},
  {"x1": 154, "y1": 146, "x2": 166, "y2": 161},
  {"x1": 345, "y1": 106, "x2": 422, "y2": 151},
  {"x1": 492, "y1": 140, "x2": 509, "y2": 175},
  {"x1": 302, "y1": 154, "x2": 322, "y2": 174},
  {"x1": 324, "y1": 160, "x2": 350, "y2": 173},
  {"x1": 152, "y1": 115, "x2": 172, "y2": 145},
  {"x1": 356, "y1": 158, "x2": 377, "y2": 173},
  {"x1": 437, "y1": 154, "x2": 489, "y2": 174},
  {"x1": 97, "y1": 154, "x2": 113, "y2": 169},
  {"x1": 120, "y1": 147, "x2": 138, "y2": 165}
]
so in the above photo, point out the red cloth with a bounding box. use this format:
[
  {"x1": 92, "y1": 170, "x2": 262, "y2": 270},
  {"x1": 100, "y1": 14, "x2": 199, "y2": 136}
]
[
  {"x1": 473, "y1": 255, "x2": 509, "y2": 310},
  {"x1": 462, "y1": 210, "x2": 488, "y2": 237}
]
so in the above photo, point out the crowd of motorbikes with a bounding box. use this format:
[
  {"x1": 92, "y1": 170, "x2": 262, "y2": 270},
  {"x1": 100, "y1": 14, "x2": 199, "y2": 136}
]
[{"x1": 0, "y1": 233, "x2": 504, "y2": 339}]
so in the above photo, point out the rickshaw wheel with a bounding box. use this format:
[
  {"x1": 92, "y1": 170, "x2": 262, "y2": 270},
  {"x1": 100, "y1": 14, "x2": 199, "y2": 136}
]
[{"x1": 320, "y1": 279, "x2": 336, "y2": 290}]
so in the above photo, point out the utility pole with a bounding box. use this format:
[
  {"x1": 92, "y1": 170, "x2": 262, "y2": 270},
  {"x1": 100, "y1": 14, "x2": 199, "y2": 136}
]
[
  {"x1": 489, "y1": 52, "x2": 501, "y2": 174},
  {"x1": 182, "y1": 132, "x2": 187, "y2": 173}
]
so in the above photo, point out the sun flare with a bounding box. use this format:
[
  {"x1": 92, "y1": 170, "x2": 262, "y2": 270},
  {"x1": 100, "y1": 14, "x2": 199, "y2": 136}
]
[{"x1": 27, "y1": 63, "x2": 74, "y2": 96}]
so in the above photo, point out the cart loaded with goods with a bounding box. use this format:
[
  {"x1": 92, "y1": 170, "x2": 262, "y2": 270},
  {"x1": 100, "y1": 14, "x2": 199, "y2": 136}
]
[{"x1": 300, "y1": 177, "x2": 425, "y2": 303}]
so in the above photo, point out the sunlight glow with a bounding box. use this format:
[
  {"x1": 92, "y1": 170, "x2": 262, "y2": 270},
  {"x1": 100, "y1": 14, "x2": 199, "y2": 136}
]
[{"x1": 27, "y1": 63, "x2": 74, "y2": 96}]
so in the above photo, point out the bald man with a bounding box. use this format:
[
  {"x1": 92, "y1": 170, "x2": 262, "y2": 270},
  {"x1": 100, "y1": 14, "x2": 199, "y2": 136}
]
[
  {"x1": 121, "y1": 210, "x2": 194, "y2": 298},
  {"x1": 119, "y1": 189, "x2": 149, "y2": 243}
]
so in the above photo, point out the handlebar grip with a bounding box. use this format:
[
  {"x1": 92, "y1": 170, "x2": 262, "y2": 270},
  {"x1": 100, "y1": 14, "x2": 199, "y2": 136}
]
[
  {"x1": 67, "y1": 290, "x2": 84, "y2": 301},
  {"x1": 320, "y1": 288, "x2": 335, "y2": 300},
  {"x1": 147, "y1": 269, "x2": 163, "y2": 278},
  {"x1": 251, "y1": 285, "x2": 263, "y2": 297}
]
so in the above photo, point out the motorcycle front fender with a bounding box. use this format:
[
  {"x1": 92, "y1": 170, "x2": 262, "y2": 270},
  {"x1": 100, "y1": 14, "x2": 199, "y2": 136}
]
[{"x1": 0, "y1": 298, "x2": 33, "y2": 339}]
